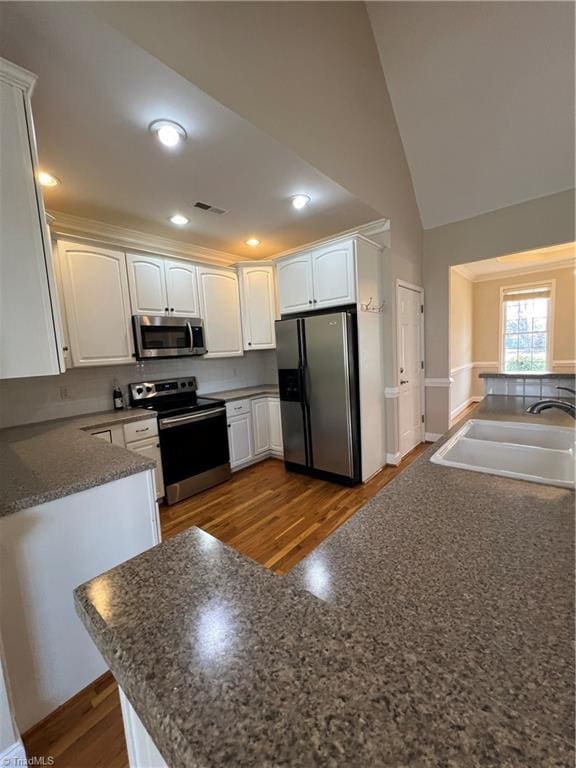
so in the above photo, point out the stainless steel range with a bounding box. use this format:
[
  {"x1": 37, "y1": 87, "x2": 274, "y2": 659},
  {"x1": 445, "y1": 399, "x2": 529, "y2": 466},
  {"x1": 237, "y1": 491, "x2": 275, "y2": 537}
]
[{"x1": 129, "y1": 377, "x2": 230, "y2": 504}]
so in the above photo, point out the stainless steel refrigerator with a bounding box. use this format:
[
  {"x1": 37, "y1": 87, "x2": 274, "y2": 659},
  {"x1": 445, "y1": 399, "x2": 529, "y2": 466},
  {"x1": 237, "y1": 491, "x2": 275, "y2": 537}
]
[{"x1": 275, "y1": 310, "x2": 361, "y2": 484}]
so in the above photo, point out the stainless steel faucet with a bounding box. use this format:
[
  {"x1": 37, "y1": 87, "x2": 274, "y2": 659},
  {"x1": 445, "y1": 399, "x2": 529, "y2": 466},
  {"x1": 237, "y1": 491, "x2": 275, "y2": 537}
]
[{"x1": 526, "y1": 386, "x2": 576, "y2": 419}]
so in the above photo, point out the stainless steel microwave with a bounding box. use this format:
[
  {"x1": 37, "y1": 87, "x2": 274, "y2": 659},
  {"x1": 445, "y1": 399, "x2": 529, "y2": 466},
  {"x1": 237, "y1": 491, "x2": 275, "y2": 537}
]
[{"x1": 133, "y1": 315, "x2": 206, "y2": 359}]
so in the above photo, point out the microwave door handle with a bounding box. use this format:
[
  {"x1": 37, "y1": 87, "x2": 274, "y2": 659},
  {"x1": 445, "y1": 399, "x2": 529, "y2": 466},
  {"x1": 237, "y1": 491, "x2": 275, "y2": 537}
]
[{"x1": 186, "y1": 321, "x2": 194, "y2": 350}]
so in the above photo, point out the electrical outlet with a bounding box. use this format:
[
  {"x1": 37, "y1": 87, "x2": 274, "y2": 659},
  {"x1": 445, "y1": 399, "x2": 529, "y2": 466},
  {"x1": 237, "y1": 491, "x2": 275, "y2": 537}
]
[{"x1": 59, "y1": 385, "x2": 71, "y2": 401}]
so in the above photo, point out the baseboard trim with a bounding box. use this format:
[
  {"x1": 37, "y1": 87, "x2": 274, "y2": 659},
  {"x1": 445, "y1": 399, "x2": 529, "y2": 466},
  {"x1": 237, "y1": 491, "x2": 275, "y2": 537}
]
[
  {"x1": 231, "y1": 450, "x2": 284, "y2": 472},
  {"x1": 450, "y1": 396, "x2": 482, "y2": 421},
  {"x1": 386, "y1": 452, "x2": 401, "y2": 466},
  {"x1": 0, "y1": 741, "x2": 27, "y2": 767},
  {"x1": 424, "y1": 432, "x2": 443, "y2": 442}
]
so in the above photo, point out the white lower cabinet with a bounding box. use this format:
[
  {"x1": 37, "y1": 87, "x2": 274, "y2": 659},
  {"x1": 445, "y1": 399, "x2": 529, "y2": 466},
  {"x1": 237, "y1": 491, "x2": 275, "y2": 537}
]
[
  {"x1": 268, "y1": 397, "x2": 283, "y2": 456},
  {"x1": 127, "y1": 437, "x2": 165, "y2": 500},
  {"x1": 227, "y1": 413, "x2": 254, "y2": 469},
  {"x1": 226, "y1": 396, "x2": 283, "y2": 471},
  {"x1": 252, "y1": 397, "x2": 271, "y2": 455}
]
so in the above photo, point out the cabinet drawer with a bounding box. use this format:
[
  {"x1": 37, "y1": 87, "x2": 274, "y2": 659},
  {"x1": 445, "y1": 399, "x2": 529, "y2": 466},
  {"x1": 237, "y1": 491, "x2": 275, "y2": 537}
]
[
  {"x1": 225, "y1": 399, "x2": 250, "y2": 417},
  {"x1": 124, "y1": 417, "x2": 158, "y2": 444}
]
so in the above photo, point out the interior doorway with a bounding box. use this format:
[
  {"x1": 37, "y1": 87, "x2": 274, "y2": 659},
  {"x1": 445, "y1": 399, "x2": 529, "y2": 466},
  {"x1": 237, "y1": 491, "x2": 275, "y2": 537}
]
[{"x1": 396, "y1": 280, "x2": 425, "y2": 457}]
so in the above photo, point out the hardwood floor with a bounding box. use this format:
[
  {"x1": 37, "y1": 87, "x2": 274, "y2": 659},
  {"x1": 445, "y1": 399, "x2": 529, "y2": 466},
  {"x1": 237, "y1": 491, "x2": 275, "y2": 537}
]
[{"x1": 22, "y1": 443, "x2": 428, "y2": 766}]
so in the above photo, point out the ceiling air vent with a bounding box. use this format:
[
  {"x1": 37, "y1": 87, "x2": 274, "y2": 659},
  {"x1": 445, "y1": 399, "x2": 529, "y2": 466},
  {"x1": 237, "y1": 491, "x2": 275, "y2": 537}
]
[{"x1": 193, "y1": 201, "x2": 228, "y2": 215}]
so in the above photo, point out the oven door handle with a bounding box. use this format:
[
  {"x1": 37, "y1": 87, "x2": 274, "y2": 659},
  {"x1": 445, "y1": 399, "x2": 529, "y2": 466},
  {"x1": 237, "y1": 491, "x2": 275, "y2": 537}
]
[{"x1": 159, "y1": 408, "x2": 225, "y2": 429}]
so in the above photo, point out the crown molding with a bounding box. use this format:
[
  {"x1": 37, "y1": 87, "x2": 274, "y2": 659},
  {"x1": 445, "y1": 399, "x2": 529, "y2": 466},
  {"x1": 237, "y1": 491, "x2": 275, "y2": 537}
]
[
  {"x1": 0, "y1": 57, "x2": 36, "y2": 93},
  {"x1": 47, "y1": 211, "x2": 240, "y2": 267},
  {"x1": 271, "y1": 217, "x2": 389, "y2": 261},
  {"x1": 452, "y1": 258, "x2": 575, "y2": 283}
]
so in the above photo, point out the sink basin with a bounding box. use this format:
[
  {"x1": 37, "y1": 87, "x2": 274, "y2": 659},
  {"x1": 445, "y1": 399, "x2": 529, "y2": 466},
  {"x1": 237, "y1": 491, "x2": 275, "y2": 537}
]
[{"x1": 430, "y1": 419, "x2": 575, "y2": 489}]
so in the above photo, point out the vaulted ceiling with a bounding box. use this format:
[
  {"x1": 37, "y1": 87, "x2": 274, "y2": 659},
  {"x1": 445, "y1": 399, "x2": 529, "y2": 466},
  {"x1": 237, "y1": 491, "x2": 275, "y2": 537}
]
[{"x1": 367, "y1": 1, "x2": 575, "y2": 229}]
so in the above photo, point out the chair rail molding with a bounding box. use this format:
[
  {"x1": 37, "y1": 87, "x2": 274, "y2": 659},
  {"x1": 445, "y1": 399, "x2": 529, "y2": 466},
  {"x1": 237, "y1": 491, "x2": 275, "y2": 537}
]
[{"x1": 424, "y1": 377, "x2": 453, "y2": 388}]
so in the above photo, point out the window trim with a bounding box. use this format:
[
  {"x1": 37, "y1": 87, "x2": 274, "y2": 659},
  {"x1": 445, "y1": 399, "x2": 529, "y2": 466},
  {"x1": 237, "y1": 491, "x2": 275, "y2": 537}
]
[{"x1": 498, "y1": 279, "x2": 556, "y2": 373}]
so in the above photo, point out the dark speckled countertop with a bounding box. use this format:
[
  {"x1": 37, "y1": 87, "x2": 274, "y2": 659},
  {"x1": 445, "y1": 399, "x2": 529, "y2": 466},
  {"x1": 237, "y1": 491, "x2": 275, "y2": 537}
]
[
  {"x1": 75, "y1": 397, "x2": 575, "y2": 767},
  {"x1": 0, "y1": 409, "x2": 157, "y2": 516}
]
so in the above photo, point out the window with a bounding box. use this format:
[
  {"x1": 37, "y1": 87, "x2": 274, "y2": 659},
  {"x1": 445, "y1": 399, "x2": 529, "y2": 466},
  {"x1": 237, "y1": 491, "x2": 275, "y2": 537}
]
[{"x1": 501, "y1": 282, "x2": 553, "y2": 372}]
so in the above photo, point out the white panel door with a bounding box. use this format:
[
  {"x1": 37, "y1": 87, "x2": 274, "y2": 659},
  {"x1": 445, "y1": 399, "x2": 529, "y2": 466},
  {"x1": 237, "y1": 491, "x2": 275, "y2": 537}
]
[
  {"x1": 252, "y1": 398, "x2": 271, "y2": 455},
  {"x1": 197, "y1": 266, "x2": 243, "y2": 357},
  {"x1": 228, "y1": 413, "x2": 253, "y2": 468},
  {"x1": 239, "y1": 265, "x2": 277, "y2": 350},
  {"x1": 397, "y1": 285, "x2": 424, "y2": 458},
  {"x1": 311, "y1": 239, "x2": 356, "y2": 309},
  {"x1": 59, "y1": 241, "x2": 134, "y2": 366},
  {"x1": 164, "y1": 259, "x2": 199, "y2": 316},
  {"x1": 126, "y1": 253, "x2": 168, "y2": 315},
  {"x1": 0, "y1": 74, "x2": 63, "y2": 379},
  {"x1": 277, "y1": 254, "x2": 313, "y2": 314},
  {"x1": 268, "y1": 397, "x2": 283, "y2": 455}
]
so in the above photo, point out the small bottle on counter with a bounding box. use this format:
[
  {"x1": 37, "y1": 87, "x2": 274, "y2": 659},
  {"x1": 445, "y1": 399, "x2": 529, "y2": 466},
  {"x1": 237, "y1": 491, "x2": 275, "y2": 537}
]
[{"x1": 113, "y1": 380, "x2": 124, "y2": 410}]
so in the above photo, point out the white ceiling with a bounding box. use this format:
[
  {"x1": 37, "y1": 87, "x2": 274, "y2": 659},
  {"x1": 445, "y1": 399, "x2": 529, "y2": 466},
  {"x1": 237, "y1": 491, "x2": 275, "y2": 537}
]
[
  {"x1": 367, "y1": 2, "x2": 575, "y2": 229},
  {"x1": 0, "y1": 3, "x2": 381, "y2": 259},
  {"x1": 454, "y1": 242, "x2": 576, "y2": 281}
]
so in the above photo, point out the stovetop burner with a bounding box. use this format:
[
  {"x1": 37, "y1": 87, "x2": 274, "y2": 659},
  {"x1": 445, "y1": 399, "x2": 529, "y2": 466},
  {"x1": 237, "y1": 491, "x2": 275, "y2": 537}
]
[{"x1": 128, "y1": 377, "x2": 225, "y2": 416}]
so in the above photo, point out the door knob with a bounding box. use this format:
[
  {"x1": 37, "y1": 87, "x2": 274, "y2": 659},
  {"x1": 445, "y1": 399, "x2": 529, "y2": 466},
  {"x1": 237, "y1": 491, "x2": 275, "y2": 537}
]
[{"x1": 400, "y1": 379, "x2": 409, "y2": 385}]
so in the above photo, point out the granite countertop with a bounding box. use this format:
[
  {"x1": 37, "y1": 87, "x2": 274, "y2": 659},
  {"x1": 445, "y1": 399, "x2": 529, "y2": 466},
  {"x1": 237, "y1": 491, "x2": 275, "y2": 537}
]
[
  {"x1": 0, "y1": 409, "x2": 157, "y2": 516},
  {"x1": 75, "y1": 397, "x2": 575, "y2": 766},
  {"x1": 479, "y1": 371, "x2": 575, "y2": 379},
  {"x1": 199, "y1": 384, "x2": 279, "y2": 402}
]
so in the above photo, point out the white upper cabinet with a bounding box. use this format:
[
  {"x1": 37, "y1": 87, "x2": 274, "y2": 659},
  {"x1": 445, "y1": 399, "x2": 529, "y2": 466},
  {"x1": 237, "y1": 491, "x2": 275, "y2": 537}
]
[
  {"x1": 238, "y1": 264, "x2": 277, "y2": 350},
  {"x1": 59, "y1": 241, "x2": 134, "y2": 366},
  {"x1": 127, "y1": 254, "x2": 168, "y2": 315},
  {"x1": 0, "y1": 59, "x2": 64, "y2": 379},
  {"x1": 277, "y1": 254, "x2": 314, "y2": 315},
  {"x1": 197, "y1": 266, "x2": 243, "y2": 358},
  {"x1": 127, "y1": 254, "x2": 199, "y2": 317},
  {"x1": 311, "y1": 239, "x2": 356, "y2": 309},
  {"x1": 276, "y1": 239, "x2": 356, "y2": 315},
  {"x1": 164, "y1": 259, "x2": 199, "y2": 316}
]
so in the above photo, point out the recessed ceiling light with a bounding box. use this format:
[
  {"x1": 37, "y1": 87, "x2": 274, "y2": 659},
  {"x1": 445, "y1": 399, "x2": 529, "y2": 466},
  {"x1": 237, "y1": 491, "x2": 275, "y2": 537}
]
[
  {"x1": 149, "y1": 120, "x2": 187, "y2": 148},
  {"x1": 169, "y1": 214, "x2": 189, "y2": 226},
  {"x1": 245, "y1": 238, "x2": 261, "y2": 247},
  {"x1": 38, "y1": 171, "x2": 61, "y2": 188},
  {"x1": 291, "y1": 194, "x2": 311, "y2": 210}
]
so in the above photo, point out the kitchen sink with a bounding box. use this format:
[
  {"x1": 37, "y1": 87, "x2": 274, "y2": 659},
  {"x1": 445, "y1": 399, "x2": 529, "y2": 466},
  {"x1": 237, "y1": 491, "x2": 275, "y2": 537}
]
[{"x1": 430, "y1": 419, "x2": 575, "y2": 489}]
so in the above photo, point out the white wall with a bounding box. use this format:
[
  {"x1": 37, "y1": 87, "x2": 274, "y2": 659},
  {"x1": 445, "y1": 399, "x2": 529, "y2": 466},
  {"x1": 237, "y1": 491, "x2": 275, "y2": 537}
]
[{"x1": 0, "y1": 351, "x2": 277, "y2": 429}]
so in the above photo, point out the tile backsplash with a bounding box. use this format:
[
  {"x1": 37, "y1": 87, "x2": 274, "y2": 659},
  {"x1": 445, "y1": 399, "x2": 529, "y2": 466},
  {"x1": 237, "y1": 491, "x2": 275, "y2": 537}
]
[{"x1": 0, "y1": 351, "x2": 278, "y2": 429}]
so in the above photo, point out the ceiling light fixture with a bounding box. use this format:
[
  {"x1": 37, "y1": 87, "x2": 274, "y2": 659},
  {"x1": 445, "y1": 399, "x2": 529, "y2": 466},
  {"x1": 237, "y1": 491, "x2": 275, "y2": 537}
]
[
  {"x1": 38, "y1": 171, "x2": 61, "y2": 188},
  {"x1": 169, "y1": 214, "x2": 189, "y2": 226},
  {"x1": 291, "y1": 194, "x2": 311, "y2": 210},
  {"x1": 245, "y1": 238, "x2": 261, "y2": 247},
  {"x1": 149, "y1": 120, "x2": 187, "y2": 148}
]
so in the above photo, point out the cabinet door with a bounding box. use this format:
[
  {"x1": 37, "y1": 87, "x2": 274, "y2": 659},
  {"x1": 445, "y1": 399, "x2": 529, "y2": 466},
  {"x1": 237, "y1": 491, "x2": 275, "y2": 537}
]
[
  {"x1": 0, "y1": 72, "x2": 63, "y2": 379},
  {"x1": 239, "y1": 265, "x2": 276, "y2": 350},
  {"x1": 126, "y1": 253, "x2": 168, "y2": 315},
  {"x1": 268, "y1": 397, "x2": 284, "y2": 455},
  {"x1": 164, "y1": 259, "x2": 199, "y2": 317},
  {"x1": 276, "y1": 254, "x2": 313, "y2": 315},
  {"x1": 59, "y1": 241, "x2": 134, "y2": 366},
  {"x1": 252, "y1": 398, "x2": 271, "y2": 455},
  {"x1": 227, "y1": 413, "x2": 253, "y2": 469},
  {"x1": 311, "y1": 240, "x2": 356, "y2": 309},
  {"x1": 197, "y1": 267, "x2": 243, "y2": 357},
  {"x1": 127, "y1": 438, "x2": 165, "y2": 500}
]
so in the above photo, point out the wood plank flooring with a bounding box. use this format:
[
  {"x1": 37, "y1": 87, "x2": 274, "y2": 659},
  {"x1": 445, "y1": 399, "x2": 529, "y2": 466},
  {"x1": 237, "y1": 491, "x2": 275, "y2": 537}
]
[{"x1": 22, "y1": 444, "x2": 428, "y2": 767}]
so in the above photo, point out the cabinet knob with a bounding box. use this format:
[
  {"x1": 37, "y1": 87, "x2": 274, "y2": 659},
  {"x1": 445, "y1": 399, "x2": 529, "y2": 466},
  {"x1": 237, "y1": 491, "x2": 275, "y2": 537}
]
[
  {"x1": 170, "y1": 308, "x2": 174, "y2": 312},
  {"x1": 62, "y1": 346, "x2": 69, "y2": 352},
  {"x1": 164, "y1": 307, "x2": 169, "y2": 312},
  {"x1": 313, "y1": 299, "x2": 318, "y2": 304},
  {"x1": 308, "y1": 300, "x2": 312, "y2": 304},
  {"x1": 248, "y1": 341, "x2": 252, "y2": 346}
]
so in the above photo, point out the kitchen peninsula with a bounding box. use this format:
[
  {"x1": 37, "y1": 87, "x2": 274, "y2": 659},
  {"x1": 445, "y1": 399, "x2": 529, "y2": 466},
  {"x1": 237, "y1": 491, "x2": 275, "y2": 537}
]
[{"x1": 75, "y1": 399, "x2": 574, "y2": 767}]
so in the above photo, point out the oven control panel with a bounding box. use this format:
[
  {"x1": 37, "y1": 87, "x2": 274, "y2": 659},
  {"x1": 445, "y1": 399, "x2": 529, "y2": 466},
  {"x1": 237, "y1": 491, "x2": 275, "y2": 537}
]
[{"x1": 130, "y1": 377, "x2": 198, "y2": 402}]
